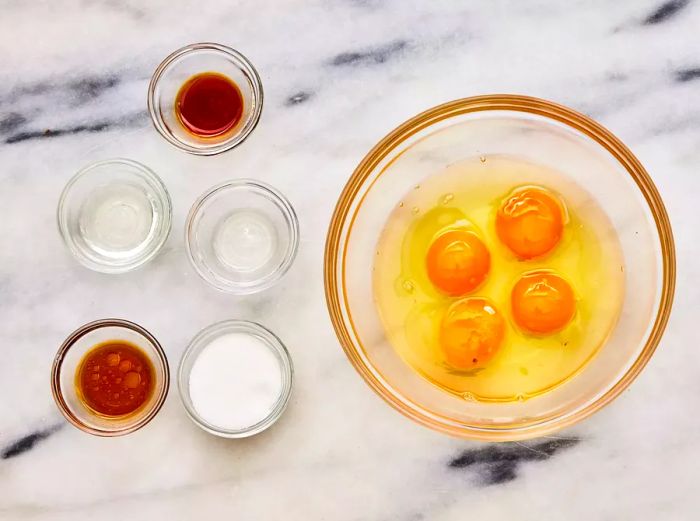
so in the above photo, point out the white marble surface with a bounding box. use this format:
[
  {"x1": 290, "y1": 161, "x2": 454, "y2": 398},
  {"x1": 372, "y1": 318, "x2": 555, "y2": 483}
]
[{"x1": 1, "y1": 0, "x2": 698, "y2": 519}]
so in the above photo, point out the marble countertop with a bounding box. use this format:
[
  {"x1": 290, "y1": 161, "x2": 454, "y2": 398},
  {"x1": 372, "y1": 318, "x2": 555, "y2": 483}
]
[{"x1": 1, "y1": 0, "x2": 698, "y2": 519}]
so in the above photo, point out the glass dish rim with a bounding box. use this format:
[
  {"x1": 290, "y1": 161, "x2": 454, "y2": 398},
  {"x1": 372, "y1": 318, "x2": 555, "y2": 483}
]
[
  {"x1": 50, "y1": 318, "x2": 170, "y2": 437},
  {"x1": 177, "y1": 319, "x2": 294, "y2": 438},
  {"x1": 323, "y1": 94, "x2": 676, "y2": 441},
  {"x1": 147, "y1": 41, "x2": 264, "y2": 156},
  {"x1": 185, "y1": 178, "x2": 300, "y2": 294},
  {"x1": 56, "y1": 157, "x2": 173, "y2": 274}
]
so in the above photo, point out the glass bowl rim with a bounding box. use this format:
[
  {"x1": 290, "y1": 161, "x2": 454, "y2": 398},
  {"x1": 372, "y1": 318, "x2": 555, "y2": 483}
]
[
  {"x1": 177, "y1": 319, "x2": 294, "y2": 438},
  {"x1": 56, "y1": 157, "x2": 173, "y2": 274},
  {"x1": 324, "y1": 94, "x2": 676, "y2": 441},
  {"x1": 50, "y1": 318, "x2": 170, "y2": 437},
  {"x1": 185, "y1": 178, "x2": 300, "y2": 294},
  {"x1": 147, "y1": 42, "x2": 264, "y2": 156}
]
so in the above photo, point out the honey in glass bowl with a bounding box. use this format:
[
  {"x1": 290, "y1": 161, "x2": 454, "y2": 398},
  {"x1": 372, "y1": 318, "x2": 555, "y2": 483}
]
[
  {"x1": 51, "y1": 319, "x2": 169, "y2": 436},
  {"x1": 76, "y1": 341, "x2": 155, "y2": 417}
]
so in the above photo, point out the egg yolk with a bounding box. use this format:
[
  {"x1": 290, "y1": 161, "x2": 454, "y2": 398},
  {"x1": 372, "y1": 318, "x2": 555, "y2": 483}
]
[
  {"x1": 496, "y1": 187, "x2": 565, "y2": 259},
  {"x1": 439, "y1": 297, "x2": 505, "y2": 369},
  {"x1": 426, "y1": 230, "x2": 490, "y2": 295},
  {"x1": 511, "y1": 271, "x2": 576, "y2": 334}
]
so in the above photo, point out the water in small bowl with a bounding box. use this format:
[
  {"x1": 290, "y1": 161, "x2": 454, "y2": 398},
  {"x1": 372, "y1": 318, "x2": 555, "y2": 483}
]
[
  {"x1": 186, "y1": 179, "x2": 299, "y2": 294},
  {"x1": 213, "y1": 209, "x2": 278, "y2": 273},
  {"x1": 58, "y1": 159, "x2": 172, "y2": 273}
]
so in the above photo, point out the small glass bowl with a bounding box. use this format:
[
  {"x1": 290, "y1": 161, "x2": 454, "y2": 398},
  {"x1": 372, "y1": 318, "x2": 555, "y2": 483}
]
[
  {"x1": 186, "y1": 179, "x2": 299, "y2": 294},
  {"x1": 51, "y1": 319, "x2": 170, "y2": 436},
  {"x1": 178, "y1": 320, "x2": 294, "y2": 438},
  {"x1": 147, "y1": 42, "x2": 264, "y2": 155},
  {"x1": 57, "y1": 158, "x2": 172, "y2": 274}
]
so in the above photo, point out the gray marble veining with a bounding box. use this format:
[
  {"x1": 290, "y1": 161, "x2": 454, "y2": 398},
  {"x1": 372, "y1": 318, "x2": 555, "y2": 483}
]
[{"x1": 1, "y1": 0, "x2": 699, "y2": 519}]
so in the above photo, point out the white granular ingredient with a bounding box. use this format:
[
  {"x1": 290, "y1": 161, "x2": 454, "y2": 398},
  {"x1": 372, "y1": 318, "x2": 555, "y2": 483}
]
[{"x1": 189, "y1": 333, "x2": 283, "y2": 431}]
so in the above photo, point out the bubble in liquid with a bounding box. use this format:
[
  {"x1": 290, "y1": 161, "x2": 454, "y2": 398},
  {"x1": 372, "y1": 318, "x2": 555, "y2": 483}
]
[
  {"x1": 402, "y1": 280, "x2": 415, "y2": 293},
  {"x1": 515, "y1": 393, "x2": 526, "y2": 402},
  {"x1": 479, "y1": 155, "x2": 486, "y2": 164},
  {"x1": 411, "y1": 207, "x2": 420, "y2": 215},
  {"x1": 440, "y1": 193, "x2": 454, "y2": 205},
  {"x1": 399, "y1": 202, "x2": 404, "y2": 208},
  {"x1": 462, "y1": 391, "x2": 476, "y2": 402},
  {"x1": 414, "y1": 184, "x2": 421, "y2": 190}
]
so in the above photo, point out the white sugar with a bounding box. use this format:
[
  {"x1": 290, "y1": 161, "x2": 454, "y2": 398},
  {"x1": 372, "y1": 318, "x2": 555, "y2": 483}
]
[{"x1": 188, "y1": 332, "x2": 283, "y2": 431}]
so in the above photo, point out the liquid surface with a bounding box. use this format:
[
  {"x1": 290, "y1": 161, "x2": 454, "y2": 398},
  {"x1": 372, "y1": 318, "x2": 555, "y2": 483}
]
[
  {"x1": 79, "y1": 183, "x2": 155, "y2": 257},
  {"x1": 373, "y1": 155, "x2": 625, "y2": 402},
  {"x1": 76, "y1": 341, "x2": 154, "y2": 416},
  {"x1": 175, "y1": 72, "x2": 244, "y2": 137},
  {"x1": 213, "y1": 210, "x2": 278, "y2": 272}
]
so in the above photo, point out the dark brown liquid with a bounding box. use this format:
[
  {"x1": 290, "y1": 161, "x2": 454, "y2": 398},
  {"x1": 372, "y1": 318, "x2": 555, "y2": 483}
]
[
  {"x1": 175, "y1": 72, "x2": 244, "y2": 137},
  {"x1": 76, "y1": 341, "x2": 154, "y2": 416}
]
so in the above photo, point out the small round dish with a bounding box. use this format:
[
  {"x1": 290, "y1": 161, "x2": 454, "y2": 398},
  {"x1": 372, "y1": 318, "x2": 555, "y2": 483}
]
[
  {"x1": 147, "y1": 42, "x2": 264, "y2": 155},
  {"x1": 51, "y1": 319, "x2": 170, "y2": 437},
  {"x1": 186, "y1": 179, "x2": 299, "y2": 294},
  {"x1": 57, "y1": 158, "x2": 172, "y2": 274},
  {"x1": 178, "y1": 320, "x2": 294, "y2": 438}
]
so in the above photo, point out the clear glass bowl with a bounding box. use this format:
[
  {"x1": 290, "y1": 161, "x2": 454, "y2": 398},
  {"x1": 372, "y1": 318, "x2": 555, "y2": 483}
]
[
  {"x1": 186, "y1": 179, "x2": 299, "y2": 294},
  {"x1": 324, "y1": 95, "x2": 676, "y2": 441},
  {"x1": 57, "y1": 158, "x2": 172, "y2": 273},
  {"x1": 51, "y1": 319, "x2": 170, "y2": 436},
  {"x1": 178, "y1": 320, "x2": 294, "y2": 438},
  {"x1": 147, "y1": 42, "x2": 263, "y2": 155}
]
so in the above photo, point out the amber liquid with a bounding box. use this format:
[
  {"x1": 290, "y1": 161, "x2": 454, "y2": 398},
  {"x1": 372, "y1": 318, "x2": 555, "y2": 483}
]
[
  {"x1": 76, "y1": 341, "x2": 154, "y2": 416},
  {"x1": 175, "y1": 72, "x2": 244, "y2": 137}
]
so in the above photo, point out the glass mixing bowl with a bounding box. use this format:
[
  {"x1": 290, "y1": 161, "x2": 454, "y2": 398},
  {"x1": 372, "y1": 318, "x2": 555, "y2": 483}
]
[{"x1": 324, "y1": 95, "x2": 675, "y2": 441}]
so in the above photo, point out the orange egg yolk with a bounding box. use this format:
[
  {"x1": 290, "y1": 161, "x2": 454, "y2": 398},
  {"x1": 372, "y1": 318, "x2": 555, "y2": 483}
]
[
  {"x1": 439, "y1": 297, "x2": 505, "y2": 369},
  {"x1": 511, "y1": 271, "x2": 576, "y2": 334},
  {"x1": 496, "y1": 187, "x2": 565, "y2": 259},
  {"x1": 426, "y1": 230, "x2": 490, "y2": 295}
]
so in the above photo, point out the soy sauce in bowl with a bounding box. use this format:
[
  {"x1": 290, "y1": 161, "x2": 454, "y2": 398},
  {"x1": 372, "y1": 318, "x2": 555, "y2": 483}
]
[{"x1": 175, "y1": 72, "x2": 244, "y2": 138}]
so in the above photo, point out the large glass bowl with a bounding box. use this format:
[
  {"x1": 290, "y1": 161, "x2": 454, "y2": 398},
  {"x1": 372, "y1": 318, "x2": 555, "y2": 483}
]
[{"x1": 324, "y1": 95, "x2": 675, "y2": 441}]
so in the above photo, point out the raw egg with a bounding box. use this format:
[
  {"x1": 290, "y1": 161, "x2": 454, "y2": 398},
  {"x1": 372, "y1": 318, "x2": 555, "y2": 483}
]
[
  {"x1": 511, "y1": 271, "x2": 576, "y2": 334},
  {"x1": 372, "y1": 155, "x2": 624, "y2": 401},
  {"x1": 440, "y1": 297, "x2": 505, "y2": 370},
  {"x1": 426, "y1": 229, "x2": 490, "y2": 295},
  {"x1": 496, "y1": 186, "x2": 565, "y2": 259}
]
